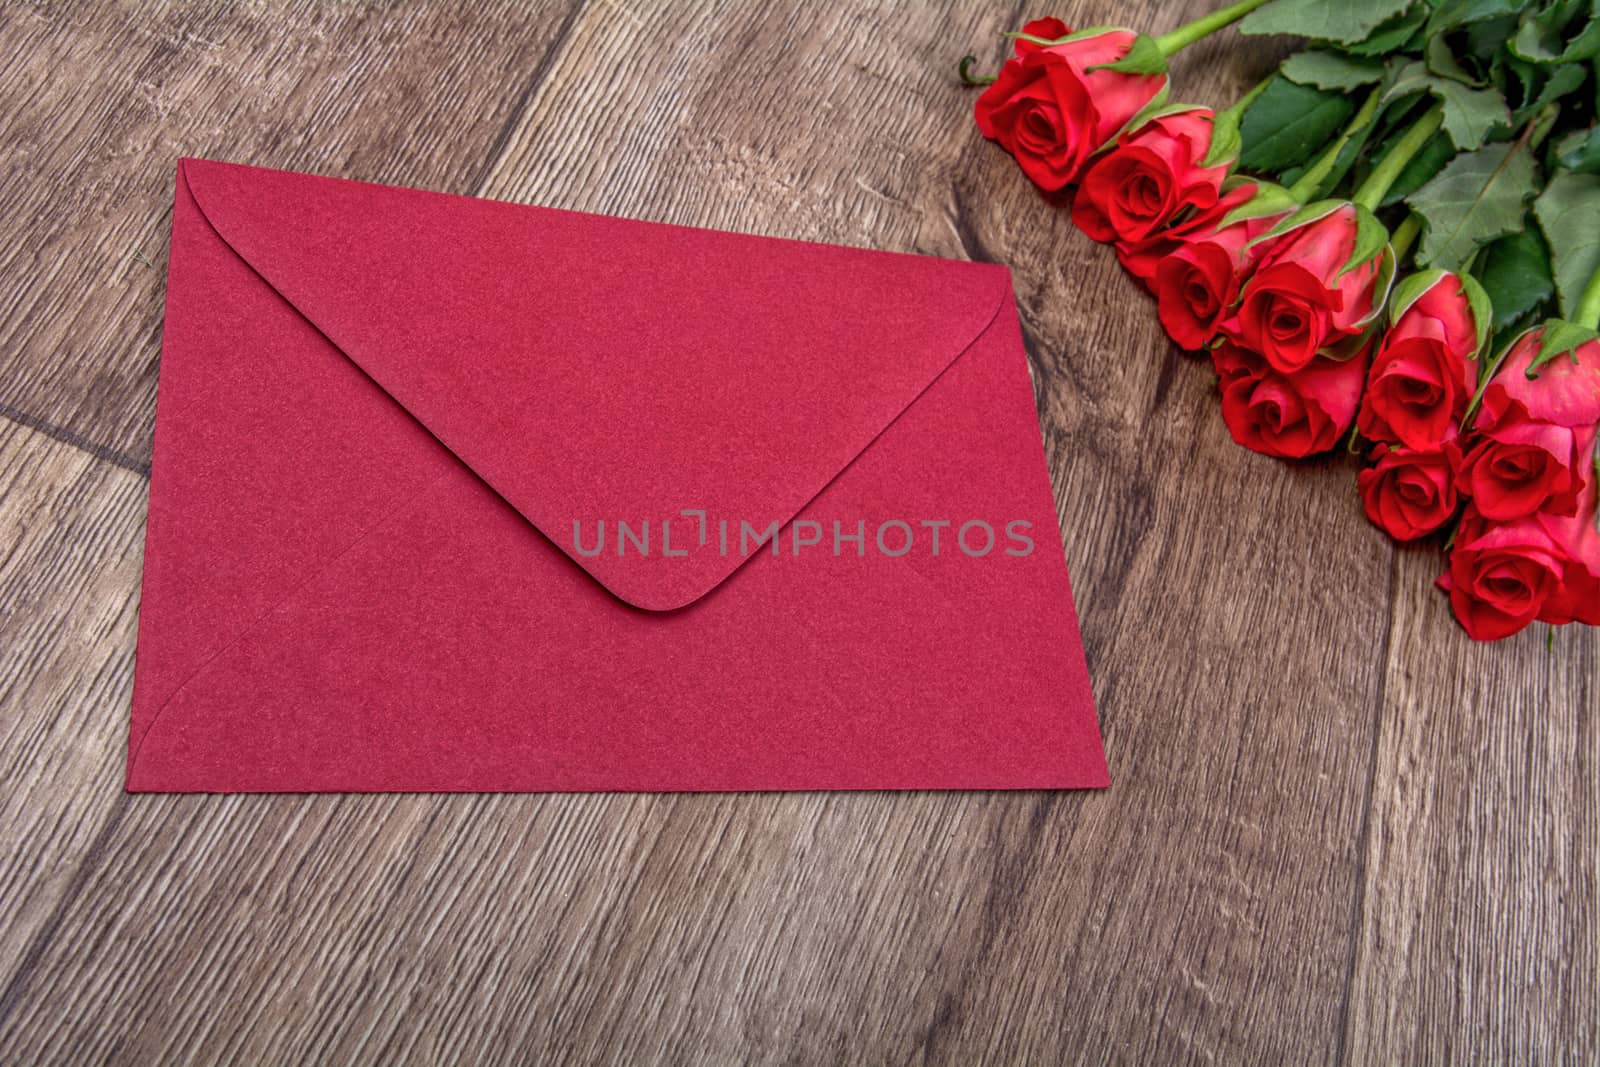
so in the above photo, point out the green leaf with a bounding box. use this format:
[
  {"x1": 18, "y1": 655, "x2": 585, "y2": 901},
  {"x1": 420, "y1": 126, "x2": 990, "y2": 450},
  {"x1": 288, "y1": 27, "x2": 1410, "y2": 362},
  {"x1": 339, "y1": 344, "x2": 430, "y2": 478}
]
[
  {"x1": 1384, "y1": 60, "x2": 1511, "y2": 150},
  {"x1": 1407, "y1": 140, "x2": 1540, "y2": 271},
  {"x1": 1239, "y1": 77, "x2": 1358, "y2": 172},
  {"x1": 1426, "y1": 0, "x2": 1524, "y2": 36},
  {"x1": 1533, "y1": 170, "x2": 1600, "y2": 319},
  {"x1": 1531, "y1": 319, "x2": 1600, "y2": 373},
  {"x1": 1086, "y1": 32, "x2": 1167, "y2": 76},
  {"x1": 1281, "y1": 50, "x2": 1387, "y2": 90},
  {"x1": 1555, "y1": 126, "x2": 1600, "y2": 174},
  {"x1": 1511, "y1": 9, "x2": 1600, "y2": 65},
  {"x1": 1473, "y1": 228, "x2": 1555, "y2": 329},
  {"x1": 1238, "y1": 0, "x2": 1418, "y2": 43},
  {"x1": 1345, "y1": 5, "x2": 1430, "y2": 54},
  {"x1": 1512, "y1": 63, "x2": 1587, "y2": 123},
  {"x1": 1425, "y1": 35, "x2": 1484, "y2": 87}
]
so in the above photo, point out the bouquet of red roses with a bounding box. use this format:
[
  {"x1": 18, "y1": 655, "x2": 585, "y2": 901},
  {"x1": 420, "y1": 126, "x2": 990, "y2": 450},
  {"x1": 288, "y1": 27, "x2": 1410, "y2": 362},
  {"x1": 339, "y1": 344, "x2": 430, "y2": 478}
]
[{"x1": 963, "y1": 0, "x2": 1600, "y2": 642}]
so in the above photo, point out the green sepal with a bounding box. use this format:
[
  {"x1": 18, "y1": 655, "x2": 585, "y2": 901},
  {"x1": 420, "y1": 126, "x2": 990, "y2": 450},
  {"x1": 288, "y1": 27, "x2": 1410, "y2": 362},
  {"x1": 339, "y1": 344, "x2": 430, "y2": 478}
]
[
  {"x1": 1086, "y1": 33, "x2": 1168, "y2": 77},
  {"x1": 1002, "y1": 25, "x2": 1120, "y2": 50},
  {"x1": 1384, "y1": 268, "x2": 1494, "y2": 358},
  {"x1": 1337, "y1": 204, "x2": 1390, "y2": 280},
  {"x1": 1321, "y1": 324, "x2": 1380, "y2": 362},
  {"x1": 1529, "y1": 319, "x2": 1600, "y2": 376},
  {"x1": 1461, "y1": 323, "x2": 1537, "y2": 430},
  {"x1": 1001, "y1": 31, "x2": 1060, "y2": 47},
  {"x1": 1358, "y1": 244, "x2": 1400, "y2": 330},
  {"x1": 1459, "y1": 272, "x2": 1495, "y2": 357},
  {"x1": 1244, "y1": 198, "x2": 1345, "y2": 253},
  {"x1": 1200, "y1": 107, "x2": 1242, "y2": 170},
  {"x1": 1091, "y1": 82, "x2": 1172, "y2": 156},
  {"x1": 1387, "y1": 268, "x2": 1453, "y2": 325},
  {"x1": 1217, "y1": 180, "x2": 1298, "y2": 230}
]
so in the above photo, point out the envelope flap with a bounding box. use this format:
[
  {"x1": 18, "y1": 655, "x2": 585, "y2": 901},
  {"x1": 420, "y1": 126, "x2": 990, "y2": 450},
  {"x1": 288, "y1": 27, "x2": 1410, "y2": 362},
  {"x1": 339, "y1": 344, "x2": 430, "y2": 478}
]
[{"x1": 180, "y1": 159, "x2": 1011, "y2": 610}]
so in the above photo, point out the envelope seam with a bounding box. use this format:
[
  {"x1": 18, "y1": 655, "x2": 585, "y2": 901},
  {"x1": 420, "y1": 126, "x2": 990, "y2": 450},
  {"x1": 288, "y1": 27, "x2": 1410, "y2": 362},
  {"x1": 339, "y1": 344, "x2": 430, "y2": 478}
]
[{"x1": 126, "y1": 466, "x2": 457, "y2": 780}]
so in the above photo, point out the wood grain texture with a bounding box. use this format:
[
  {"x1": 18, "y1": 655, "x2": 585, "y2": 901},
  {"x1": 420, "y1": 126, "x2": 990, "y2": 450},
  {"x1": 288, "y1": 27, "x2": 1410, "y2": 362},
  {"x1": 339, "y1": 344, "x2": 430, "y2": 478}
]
[{"x1": 0, "y1": 1, "x2": 1594, "y2": 1063}]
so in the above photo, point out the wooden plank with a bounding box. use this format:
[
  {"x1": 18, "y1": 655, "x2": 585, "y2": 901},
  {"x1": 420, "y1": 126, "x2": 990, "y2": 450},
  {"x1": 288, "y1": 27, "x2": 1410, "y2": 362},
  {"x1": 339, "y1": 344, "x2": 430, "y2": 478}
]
[
  {"x1": 1344, "y1": 553, "x2": 1599, "y2": 1061},
  {"x1": 0, "y1": 0, "x2": 584, "y2": 469},
  {"x1": 0, "y1": 421, "x2": 146, "y2": 1000}
]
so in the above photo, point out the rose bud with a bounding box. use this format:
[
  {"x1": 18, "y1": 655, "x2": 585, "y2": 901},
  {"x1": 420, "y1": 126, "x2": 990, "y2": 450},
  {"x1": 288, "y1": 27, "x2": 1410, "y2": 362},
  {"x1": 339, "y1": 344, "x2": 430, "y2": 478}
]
[
  {"x1": 1436, "y1": 487, "x2": 1598, "y2": 640},
  {"x1": 1070, "y1": 108, "x2": 1229, "y2": 246},
  {"x1": 1151, "y1": 193, "x2": 1289, "y2": 351},
  {"x1": 974, "y1": 28, "x2": 1168, "y2": 193},
  {"x1": 1220, "y1": 203, "x2": 1387, "y2": 375},
  {"x1": 1460, "y1": 328, "x2": 1600, "y2": 520},
  {"x1": 1358, "y1": 441, "x2": 1463, "y2": 541},
  {"x1": 1357, "y1": 271, "x2": 1486, "y2": 450},
  {"x1": 1212, "y1": 339, "x2": 1368, "y2": 459},
  {"x1": 1115, "y1": 179, "x2": 1260, "y2": 288}
]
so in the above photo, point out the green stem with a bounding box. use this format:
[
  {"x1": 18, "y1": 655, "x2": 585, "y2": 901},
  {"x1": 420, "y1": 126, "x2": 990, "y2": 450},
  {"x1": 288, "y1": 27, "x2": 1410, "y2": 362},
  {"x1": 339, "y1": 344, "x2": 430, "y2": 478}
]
[
  {"x1": 1575, "y1": 258, "x2": 1600, "y2": 331},
  {"x1": 957, "y1": 55, "x2": 995, "y2": 86},
  {"x1": 1216, "y1": 73, "x2": 1274, "y2": 124},
  {"x1": 1352, "y1": 104, "x2": 1444, "y2": 211},
  {"x1": 1389, "y1": 213, "x2": 1422, "y2": 264},
  {"x1": 1286, "y1": 89, "x2": 1381, "y2": 203},
  {"x1": 1154, "y1": 0, "x2": 1273, "y2": 56}
]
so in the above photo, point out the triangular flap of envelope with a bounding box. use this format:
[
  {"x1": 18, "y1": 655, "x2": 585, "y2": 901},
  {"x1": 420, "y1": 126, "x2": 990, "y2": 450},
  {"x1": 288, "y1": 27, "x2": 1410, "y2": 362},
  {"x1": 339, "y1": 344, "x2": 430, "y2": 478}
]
[{"x1": 180, "y1": 159, "x2": 1011, "y2": 610}]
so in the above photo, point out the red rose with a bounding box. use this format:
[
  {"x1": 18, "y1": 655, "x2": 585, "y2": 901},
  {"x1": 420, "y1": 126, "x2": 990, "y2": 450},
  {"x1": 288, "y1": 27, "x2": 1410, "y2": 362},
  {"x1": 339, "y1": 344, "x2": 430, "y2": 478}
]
[
  {"x1": 1220, "y1": 204, "x2": 1384, "y2": 374},
  {"x1": 1013, "y1": 17, "x2": 1070, "y2": 53},
  {"x1": 974, "y1": 29, "x2": 1168, "y2": 193},
  {"x1": 1437, "y1": 482, "x2": 1599, "y2": 640},
  {"x1": 1542, "y1": 480, "x2": 1600, "y2": 626},
  {"x1": 1071, "y1": 108, "x2": 1229, "y2": 245},
  {"x1": 1213, "y1": 340, "x2": 1368, "y2": 458},
  {"x1": 1460, "y1": 329, "x2": 1600, "y2": 520},
  {"x1": 1115, "y1": 180, "x2": 1259, "y2": 287},
  {"x1": 1357, "y1": 273, "x2": 1480, "y2": 450},
  {"x1": 1358, "y1": 441, "x2": 1462, "y2": 541},
  {"x1": 1151, "y1": 199, "x2": 1286, "y2": 351}
]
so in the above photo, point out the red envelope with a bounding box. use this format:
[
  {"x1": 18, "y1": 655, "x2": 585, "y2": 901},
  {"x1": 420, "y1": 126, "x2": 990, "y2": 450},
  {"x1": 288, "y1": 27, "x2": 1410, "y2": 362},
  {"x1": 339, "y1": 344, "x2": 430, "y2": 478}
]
[{"x1": 126, "y1": 159, "x2": 1106, "y2": 792}]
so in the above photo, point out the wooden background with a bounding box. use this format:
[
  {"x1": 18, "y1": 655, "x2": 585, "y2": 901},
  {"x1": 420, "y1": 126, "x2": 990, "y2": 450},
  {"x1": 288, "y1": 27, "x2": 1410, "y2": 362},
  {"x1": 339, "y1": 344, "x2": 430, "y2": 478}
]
[{"x1": 0, "y1": 1, "x2": 1594, "y2": 1062}]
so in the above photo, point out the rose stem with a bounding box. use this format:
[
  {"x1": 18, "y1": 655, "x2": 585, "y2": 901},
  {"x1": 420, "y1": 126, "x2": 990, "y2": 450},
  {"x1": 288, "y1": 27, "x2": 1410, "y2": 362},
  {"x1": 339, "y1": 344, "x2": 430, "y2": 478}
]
[
  {"x1": 1574, "y1": 256, "x2": 1600, "y2": 331},
  {"x1": 1154, "y1": 0, "x2": 1274, "y2": 57},
  {"x1": 1388, "y1": 213, "x2": 1422, "y2": 264},
  {"x1": 1352, "y1": 104, "x2": 1445, "y2": 212},
  {"x1": 1215, "y1": 73, "x2": 1274, "y2": 124},
  {"x1": 1285, "y1": 88, "x2": 1382, "y2": 204},
  {"x1": 957, "y1": 55, "x2": 996, "y2": 87}
]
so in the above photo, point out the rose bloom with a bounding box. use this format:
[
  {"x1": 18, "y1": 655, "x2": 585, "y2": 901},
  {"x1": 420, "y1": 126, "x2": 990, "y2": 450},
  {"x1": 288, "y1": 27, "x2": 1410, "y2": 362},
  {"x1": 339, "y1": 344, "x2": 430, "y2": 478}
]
[
  {"x1": 1115, "y1": 180, "x2": 1260, "y2": 287},
  {"x1": 1357, "y1": 274, "x2": 1479, "y2": 450},
  {"x1": 1460, "y1": 329, "x2": 1600, "y2": 520},
  {"x1": 1071, "y1": 108, "x2": 1230, "y2": 246},
  {"x1": 1152, "y1": 197, "x2": 1287, "y2": 351},
  {"x1": 1358, "y1": 441, "x2": 1462, "y2": 541},
  {"x1": 1220, "y1": 204, "x2": 1383, "y2": 375},
  {"x1": 974, "y1": 26, "x2": 1168, "y2": 193},
  {"x1": 1438, "y1": 480, "x2": 1600, "y2": 640},
  {"x1": 1212, "y1": 340, "x2": 1368, "y2": 459}
]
